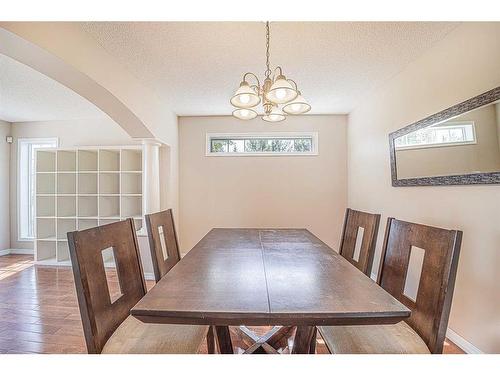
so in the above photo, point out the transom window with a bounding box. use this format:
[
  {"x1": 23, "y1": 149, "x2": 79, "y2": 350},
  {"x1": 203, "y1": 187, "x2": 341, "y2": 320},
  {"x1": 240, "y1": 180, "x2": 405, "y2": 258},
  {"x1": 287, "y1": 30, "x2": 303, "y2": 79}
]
[
  {"x1": 395, "y1": 122, "x2": 476, "y2": 150},
  {"x1": 206, "y1": 133, "x2": 318, "y2": 156}
]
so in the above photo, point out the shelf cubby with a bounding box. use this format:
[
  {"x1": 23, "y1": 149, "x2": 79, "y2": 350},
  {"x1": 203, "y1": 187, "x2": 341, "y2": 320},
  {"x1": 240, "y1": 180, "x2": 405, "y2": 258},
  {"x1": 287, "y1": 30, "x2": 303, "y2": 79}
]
[
  {"x1": 37, "y1": 173, "x2": 56, "y2": 194},
  {"x1": 99, "y1": 150, "x2": 120, "y2": 171},
  {"x1": 37, "y1": 218, "x2": 56, "y2": 239},
  {"x1": 37, "y1": 150, "x2": 56, "y2": 172},
  {"x1": 121, "y1": 149, "x2": 142, "y2": 171},
  {"x1": 134, "y1": 219, "x2": 143, "y2": 232},
  {"x1": 57, "y1": 151, "x2": 77, "y2": 172},
  {"x1": 100, "y1": 218, "x2": 120, "y2": 226},
  {"x1": 78, "y1": 173, "x2": 98, "y2": 194},
  {"x1": 78, "y1": 219, "x2": 98, "y2": 231},
  {"x1": 100, "y1": 196, "x2": 120, "y2": 217},
  {"x1": 121, "y1": 196, "x2": 142, "y2": 218},
  {"x1": 57, "y1": 218, "x2": 76, "y2": 240},
  {"x1": 101, "y1": 246, "x2": 116, "y2": 266},
  {"x1": 57, "y1": 242, "x2": 70, "y2": 262},
  {"x1": 36, "y1": 240, "x2": 57, "y2": 261},
  {"x1": 57, "y1": 196, "x2": 76, "y2": 217},
  {"x1": 57, "y1": 173, "x2": 76, "y2": 194},
  {"x1": 99, "y1": 173, "x2": 120, "y2": 194},
  {"x1": 35, "y1": 146, "x2": 144, "y2": 266},
  {"x1": 78, "y1": 196, "x2": 98, "y2": 217},
  {"x1": 121, "y1": 172, "x2": 142, "y2": 194},
  {"x1": 78, "y1": 150, "x2": 98, "y2": 171},
  {"x1": 37, "y1": 196, "x2": 56, "y2": 217}
]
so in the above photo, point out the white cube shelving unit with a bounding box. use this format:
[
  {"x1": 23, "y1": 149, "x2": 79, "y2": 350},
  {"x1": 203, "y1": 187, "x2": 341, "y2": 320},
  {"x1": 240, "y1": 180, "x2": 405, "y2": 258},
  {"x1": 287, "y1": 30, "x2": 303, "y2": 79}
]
[{"x1": 34, "y1": 146, "x2": 144, "y2": 266}]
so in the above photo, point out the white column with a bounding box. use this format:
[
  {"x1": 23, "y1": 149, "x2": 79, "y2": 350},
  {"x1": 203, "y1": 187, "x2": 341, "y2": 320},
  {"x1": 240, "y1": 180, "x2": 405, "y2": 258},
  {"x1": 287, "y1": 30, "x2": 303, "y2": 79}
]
[{"x1": 141, "y1": 139, "x2": 162, "y2": 215}]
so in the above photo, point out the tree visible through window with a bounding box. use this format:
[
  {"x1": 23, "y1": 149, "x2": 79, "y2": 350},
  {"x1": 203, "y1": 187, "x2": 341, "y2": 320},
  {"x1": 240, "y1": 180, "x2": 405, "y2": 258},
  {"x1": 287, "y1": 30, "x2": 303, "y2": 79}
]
[{"x1": 208, "y1": 134, "x2": 317, "y2": 155}]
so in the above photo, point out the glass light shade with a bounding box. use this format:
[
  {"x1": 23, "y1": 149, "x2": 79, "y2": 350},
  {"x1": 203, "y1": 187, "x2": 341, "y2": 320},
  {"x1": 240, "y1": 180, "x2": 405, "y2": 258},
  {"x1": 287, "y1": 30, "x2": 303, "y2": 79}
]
[
  {"x1": 265, "y1": 76, "x2": 298, "y2": 104},
  {"x1": 282, "y1": 94, "x2": 311, "y2": 115},
  {"x1": 262, "y1": 107, "x2": 285, "y2": 122},
  {"x1": 230, "y1": 82, "x2": 261, "y2": 108},
  {"x1": 232, "y1": 108, "x2": 258, "y2": 120}
]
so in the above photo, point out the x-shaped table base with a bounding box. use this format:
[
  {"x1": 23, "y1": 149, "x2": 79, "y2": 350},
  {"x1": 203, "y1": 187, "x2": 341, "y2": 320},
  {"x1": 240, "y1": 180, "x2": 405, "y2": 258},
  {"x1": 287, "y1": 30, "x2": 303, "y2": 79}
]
[{"x1": 234, "y1": 326, "x2": 316, "y2": 354}]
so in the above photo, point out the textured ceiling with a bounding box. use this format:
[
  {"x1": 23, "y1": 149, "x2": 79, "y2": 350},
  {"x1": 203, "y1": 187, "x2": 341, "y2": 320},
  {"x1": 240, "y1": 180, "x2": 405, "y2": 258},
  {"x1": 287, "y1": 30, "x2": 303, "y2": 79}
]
[
  {"x1": 0, "y1": 53, "x2": 105, "y2": 123},
  {"x1": 81, "y1": 22, "x2": 459, "y2": 116}
]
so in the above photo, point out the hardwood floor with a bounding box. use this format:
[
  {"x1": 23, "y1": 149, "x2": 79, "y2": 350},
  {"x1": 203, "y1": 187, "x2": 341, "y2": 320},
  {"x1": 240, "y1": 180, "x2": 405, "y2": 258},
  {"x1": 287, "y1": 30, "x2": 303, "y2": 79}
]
[{"x1": 0, "y1": 255, "x2": 464, "y2": 354}]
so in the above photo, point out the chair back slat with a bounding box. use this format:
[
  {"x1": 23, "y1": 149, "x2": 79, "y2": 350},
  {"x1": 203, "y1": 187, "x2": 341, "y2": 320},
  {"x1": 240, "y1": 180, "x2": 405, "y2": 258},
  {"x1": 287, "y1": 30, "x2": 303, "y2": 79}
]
[
  {"x1": 377, "y1": 218, "x2": 462, "y2": 353},
  {"x1": 339, "y1": 208, "x2": 381, "y2": 276},
  {"x1": 145, "y1": 209, "x2": 181, "y2": 282},
  {"x1": 67, "y1": 219, "x2": 147, "y2": 354}
]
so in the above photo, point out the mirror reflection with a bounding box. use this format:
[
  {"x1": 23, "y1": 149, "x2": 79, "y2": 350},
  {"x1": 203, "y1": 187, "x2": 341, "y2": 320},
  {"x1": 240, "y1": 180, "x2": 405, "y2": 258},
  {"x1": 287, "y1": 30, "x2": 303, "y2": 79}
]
[{"x1": 395, "y1": 100, "x2": 500, "y2": 179}]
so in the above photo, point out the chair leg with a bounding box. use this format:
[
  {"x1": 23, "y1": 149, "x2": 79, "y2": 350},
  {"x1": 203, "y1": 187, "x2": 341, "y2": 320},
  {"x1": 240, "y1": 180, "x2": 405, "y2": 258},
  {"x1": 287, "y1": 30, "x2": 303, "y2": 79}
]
[
  {"x1": 207, "y1": 326, "x2": 216, "y2": 354},
  {"x1": 215, "y1": 326, "x2": 234, "y2": 354}
]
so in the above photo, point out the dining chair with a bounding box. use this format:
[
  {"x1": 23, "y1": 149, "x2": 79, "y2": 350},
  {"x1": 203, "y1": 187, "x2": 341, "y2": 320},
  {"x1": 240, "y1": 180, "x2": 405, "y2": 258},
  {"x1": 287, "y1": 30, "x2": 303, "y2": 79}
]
[
  {"x1": 67, "y1": 219, "x2": 208, "y2": 354},
  {"x1": 338, "y1": 208, "x2": 381, "y2": 276},
  {"x1": 145, "y1": 209, "x2": 217, "y2": 354},
  {"x1": 144, "y1": 209, "x2": 181, "y2": 283},
  {"x1": 318, "y1": 218, "x2": 462, "y2": 354}
]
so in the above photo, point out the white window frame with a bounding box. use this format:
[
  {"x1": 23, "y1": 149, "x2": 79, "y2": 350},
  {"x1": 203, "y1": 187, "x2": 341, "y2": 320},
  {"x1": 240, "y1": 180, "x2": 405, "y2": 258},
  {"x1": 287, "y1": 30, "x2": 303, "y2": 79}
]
[
  {"x1": 17, "y1": 137, "x2": 59, "y2": 241},
  {"x1": 205, "y1": 132, "x2": 319, "y2": 156},
  {"x1": 395, "y1": 121, "x2": 477, "y2": 151}
]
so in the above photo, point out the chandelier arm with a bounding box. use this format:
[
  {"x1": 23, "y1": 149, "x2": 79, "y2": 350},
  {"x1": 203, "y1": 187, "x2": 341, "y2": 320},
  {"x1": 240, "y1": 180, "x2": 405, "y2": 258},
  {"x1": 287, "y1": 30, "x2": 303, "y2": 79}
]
[
  {"x1": 271, "y1": 66, "x2": 283, "y2": 81},
  {"x1": 243, "y1": 72, "x2": 261, "y2": 89},
  {"x1": 286, "y1": 78, "x2": 299, "y2": 91}
]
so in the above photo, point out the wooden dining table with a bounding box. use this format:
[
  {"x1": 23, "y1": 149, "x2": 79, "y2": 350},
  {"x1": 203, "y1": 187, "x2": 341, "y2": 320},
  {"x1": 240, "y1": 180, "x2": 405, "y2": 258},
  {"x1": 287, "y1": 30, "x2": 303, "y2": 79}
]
[{"x1": 131, "y1": 228, "x2": 411, "y2": 354}]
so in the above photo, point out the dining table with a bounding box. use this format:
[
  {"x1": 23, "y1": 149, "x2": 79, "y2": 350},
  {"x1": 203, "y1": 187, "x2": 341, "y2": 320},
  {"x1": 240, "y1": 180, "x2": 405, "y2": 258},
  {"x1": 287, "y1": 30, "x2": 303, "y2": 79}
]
[{"x1": 131, "y1": 228, "x2": 411, "y2": 354}]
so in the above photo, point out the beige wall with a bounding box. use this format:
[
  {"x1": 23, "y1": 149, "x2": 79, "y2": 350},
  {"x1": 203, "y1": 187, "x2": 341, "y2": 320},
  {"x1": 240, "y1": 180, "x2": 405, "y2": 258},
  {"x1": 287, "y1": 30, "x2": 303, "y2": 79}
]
[
  {"x1": 396, "y1": 104, "x2": 500, "y2": 178},
  {"x1": 8, "y1": 117, "x2": 164, "y2": 275},
  {"x1": 178, "y1": 115, "x2": 347, "y2": 254},
  {"x1": 0, "y1": 120, "x2": 11, "y2": 251},
  {"x1": 9, "y1": 117, "x2": 132, "y2": 251},
  {"x1": 348, "y1": 22, "x2": 500, "y2": 353},
  {"x1": 0, "y1": 23, "x2": 180, "y2": 225}
]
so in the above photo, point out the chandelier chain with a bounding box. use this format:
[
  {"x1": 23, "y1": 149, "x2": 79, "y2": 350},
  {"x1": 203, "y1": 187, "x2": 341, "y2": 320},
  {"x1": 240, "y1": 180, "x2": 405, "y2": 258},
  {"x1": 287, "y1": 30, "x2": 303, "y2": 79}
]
[
  {"x1": 265, "y1": 21, "x2": 271, "y2": 79},
  {"x1": 230, "y1": 21, "x2": 310, "y2": 121}
]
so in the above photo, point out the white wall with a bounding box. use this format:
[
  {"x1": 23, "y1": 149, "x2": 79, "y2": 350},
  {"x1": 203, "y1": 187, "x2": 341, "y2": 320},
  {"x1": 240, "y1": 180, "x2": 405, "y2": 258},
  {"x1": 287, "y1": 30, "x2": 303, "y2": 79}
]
[
  {"x1": 0, "y1": 120, "x2": 11, "y2": 251},
  {"x1": 0, "y1": 23, "x2": 180, "y2": 225},
  {"x1": 348, "y1": 22, "x2": 500, "y2": 353},
  {"x1": 9, "y1": 117, "x2": 131, "y2": 251},
  {"x1": 8, "y1": 117, "x2": 164, "y2": 275},
  {"x1": 178, "y1": 115, "x2": 347, "y2": 254}
]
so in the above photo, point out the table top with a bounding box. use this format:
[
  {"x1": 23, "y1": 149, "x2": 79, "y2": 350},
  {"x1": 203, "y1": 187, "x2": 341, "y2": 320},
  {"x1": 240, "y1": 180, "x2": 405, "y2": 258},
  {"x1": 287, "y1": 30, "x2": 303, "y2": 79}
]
[{"x1": 131, "y1": 228, "x2": 410, "y2": 326}]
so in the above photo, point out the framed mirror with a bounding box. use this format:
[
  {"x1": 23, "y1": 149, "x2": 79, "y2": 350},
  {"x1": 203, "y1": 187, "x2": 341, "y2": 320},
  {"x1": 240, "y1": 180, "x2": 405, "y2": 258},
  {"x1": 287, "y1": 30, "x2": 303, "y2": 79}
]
[{"x1": 389, "y1": 86, "x2": 500, "y2": 186}]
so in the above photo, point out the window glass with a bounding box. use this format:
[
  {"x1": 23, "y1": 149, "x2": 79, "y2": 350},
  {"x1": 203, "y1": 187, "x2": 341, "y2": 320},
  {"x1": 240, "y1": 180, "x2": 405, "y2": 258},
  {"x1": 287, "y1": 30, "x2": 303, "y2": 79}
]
[
  {"x1": 208, "y1": 133, "x2": 317, "y2": 155},
  {"x1": 395, "y1": 122, "x2": 475, "y2": 150},
  {"x1": 18, "y1": 138, "x2": 58, "y2": 240}
]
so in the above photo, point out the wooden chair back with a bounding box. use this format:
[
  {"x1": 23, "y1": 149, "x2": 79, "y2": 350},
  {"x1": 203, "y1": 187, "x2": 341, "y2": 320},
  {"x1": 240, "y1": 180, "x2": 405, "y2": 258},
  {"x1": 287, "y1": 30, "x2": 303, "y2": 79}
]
[
  {"x1": 377, "y1": 218, "x2": 462, "y2": 353},
  {"x1": 67, "y1": 219, "x2": 147, "y2": 354},
  {"x1": 339, "y1": 208, "x2": 381, "y2": 276},
  {"x1": 145, "y1": 209, "x2": 181, "y2": 282}
]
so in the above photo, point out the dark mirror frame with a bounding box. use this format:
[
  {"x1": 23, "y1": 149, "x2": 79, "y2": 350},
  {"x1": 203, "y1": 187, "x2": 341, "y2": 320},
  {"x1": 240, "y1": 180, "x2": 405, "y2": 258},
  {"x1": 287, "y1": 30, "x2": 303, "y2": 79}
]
[{"x1": 389, "y1": 86, "x2": 500, "y2": 186}]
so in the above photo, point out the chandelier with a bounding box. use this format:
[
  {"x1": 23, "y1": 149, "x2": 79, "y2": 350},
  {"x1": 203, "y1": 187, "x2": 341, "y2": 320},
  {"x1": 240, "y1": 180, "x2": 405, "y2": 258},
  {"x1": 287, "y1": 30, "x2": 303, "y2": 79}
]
[{"x1": 230, "y1": 22, "x2": 311, "y2": 122}]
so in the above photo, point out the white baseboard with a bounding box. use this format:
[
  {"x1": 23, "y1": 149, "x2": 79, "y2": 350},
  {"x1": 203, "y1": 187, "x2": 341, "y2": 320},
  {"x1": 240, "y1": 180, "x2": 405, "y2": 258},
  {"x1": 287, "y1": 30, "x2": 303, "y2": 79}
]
[
  {"x1": 144, "y1": 272, "x2": 155, "y2": 281},
  {"x1": 0, "y1": 248, "x2": 34, "y2": 256},
  {"x1": 446, "y1": 328, "x2": 483, "y2": 354},
  {"x1": 10, "y1": 248, "x2": 34, "y2": 255}
]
